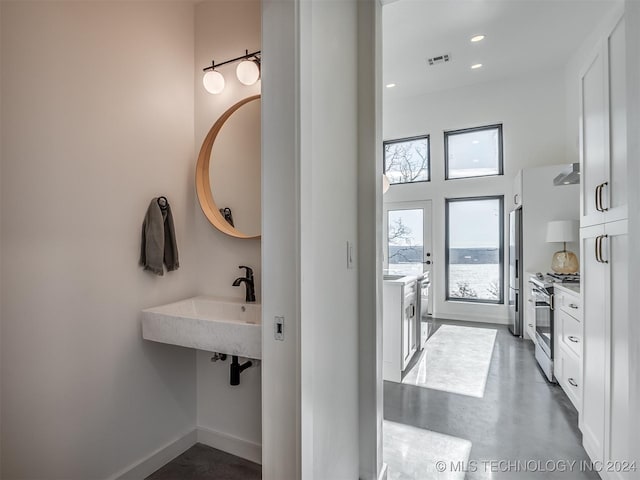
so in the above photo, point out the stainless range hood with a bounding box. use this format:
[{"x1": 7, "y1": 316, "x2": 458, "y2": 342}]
[{"x1": 554, "y1": 163, "x2": 580, "y2": 186}]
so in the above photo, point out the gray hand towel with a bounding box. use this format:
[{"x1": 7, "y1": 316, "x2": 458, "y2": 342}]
[{"x1": 139, "y1": 198, "x2": 179, "y2": 276}]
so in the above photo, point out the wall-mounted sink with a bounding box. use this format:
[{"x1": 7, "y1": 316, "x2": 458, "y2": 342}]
[{"x1": 142, "y1": 296, "x2": 261, "y2": 359}]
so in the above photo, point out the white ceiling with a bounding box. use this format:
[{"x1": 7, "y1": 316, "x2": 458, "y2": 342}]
[{"x1": 383, "y1": 0, "x2": 620, "y2": 99}]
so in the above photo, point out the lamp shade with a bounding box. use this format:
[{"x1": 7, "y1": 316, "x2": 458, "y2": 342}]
[
  {"x1": 236, "y1": 60, "x2": 261, "y2": 86},
  {"x1": 203, "y1": 70, "x2": 225, "y2": 94},
  {"x1": 382, "y1": 174, "x2": 390, "y2": 194},
  {"x1": 546, "y1": 220, "x2": 578, "y2": 243}
]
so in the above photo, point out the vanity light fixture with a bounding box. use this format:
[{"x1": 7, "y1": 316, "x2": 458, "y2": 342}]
[{"x1": 203, "y1": 49, "x2": 261, "y2": 94}]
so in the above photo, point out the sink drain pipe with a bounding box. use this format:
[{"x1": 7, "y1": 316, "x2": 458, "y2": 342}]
[{"x1": 230, "y1": 355, "x2": 253, "y2": 386}]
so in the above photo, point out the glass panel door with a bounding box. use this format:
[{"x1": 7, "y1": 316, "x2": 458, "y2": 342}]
[{"x1": 384, "y1": 201, "x2": 432, "y2": 279}]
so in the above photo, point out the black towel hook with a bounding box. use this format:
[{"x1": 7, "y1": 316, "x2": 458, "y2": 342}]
[{"x1": 157, "y1": 196, "x2": 168, "y2": 210}]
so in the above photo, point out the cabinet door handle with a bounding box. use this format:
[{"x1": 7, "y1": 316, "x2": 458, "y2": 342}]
[
  {"x1": 599, "y1": 234, "x2": 608, "y2": 264},
  {"x1": 568, "y1": 336, "x2": 580, "y2": 343},
  {"x1": 514, "y1": 194, "x2": 519, "y2": 205},
  {"x1": 528, "y1": 323, "x2": 534, "y2": 327},
  {"x1": 595, "y1": 235, "x2": 602, "y2": 263},
  {"x1": 569, "y1": 303, "x2": 579, "y2": 309},
  {"x1": 595, "y1": 184, "x2": 602, "y2": 212},
  {"x1": 599, "y1": 182, "x2": 609, "y2": 212},
  {"x1": 568, "y1": 378, "x2": 578, "y2": 388}
]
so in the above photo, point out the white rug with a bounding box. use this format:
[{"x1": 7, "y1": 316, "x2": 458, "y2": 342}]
[
  {"x1": 384, "y1": 421, "x2": 472, "y2": 480},
  {"x1": 403, "y1": 324, "x2": 497, "y2": 398}
]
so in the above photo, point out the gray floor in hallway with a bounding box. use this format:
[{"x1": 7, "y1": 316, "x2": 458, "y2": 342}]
[
  {"x1": 145, "y1": 443, "x2": 261, "y2": 480},
  {"x1": 384, "y1": 319, "x2": 599, "y2": 479}
]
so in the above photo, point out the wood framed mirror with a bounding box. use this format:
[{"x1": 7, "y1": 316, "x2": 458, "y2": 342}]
[{"x1": 196, "y1": 95, "x2": 261, "y2": 239}]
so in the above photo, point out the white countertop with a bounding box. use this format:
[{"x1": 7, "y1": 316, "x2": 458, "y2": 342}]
[
  {"x1": 553, "y1": 282, "x2": 580, "y2": 295},
  {"x1": 383, "y1": 269, "x2": 429, "y2": 285}
]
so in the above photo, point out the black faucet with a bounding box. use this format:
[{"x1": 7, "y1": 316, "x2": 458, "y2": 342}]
[{"x1": 232, "y1": 265, "x2": 256, "y2": 302}]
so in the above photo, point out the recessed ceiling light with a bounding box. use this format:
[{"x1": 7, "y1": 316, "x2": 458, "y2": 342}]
[
  {"x1": 471, "y1": 35, "x2": 485, "y2": 43},
  {"x1": 386, "y1": 83, "x2": 396, "y2": 88},
  {"x1": 471, "y1": 63, "x2": 483, "y2": 70}
]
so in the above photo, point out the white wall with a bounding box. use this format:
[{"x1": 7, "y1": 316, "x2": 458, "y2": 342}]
[
  {"x1": 357, "y1": 1, "x2": 384, "y2": 478},
  {"x1": 383, "y1": 69, "x2": 568, "y2": 323},
  {"x1": 0, "y1": 2, "x2": 197, "y2": 478},
  {"x1": 299, "y1": 0, "x2": 360, "y2": 477},
  {"x1": 192, "y1": 0, "x2": 262, "y2": 462},
  {"x1": 261, "y1": 0, "x2": 301, "y2": 477}
]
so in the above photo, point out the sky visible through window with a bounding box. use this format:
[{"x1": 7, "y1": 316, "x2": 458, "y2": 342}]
[
  {"x1": 447, "y1": 126, "x2": 501, "y2": 179},
  {"x1": 448, "y1": 198, "x2": 502, "y2": 302},
  {"x1": 388, "y1": 208, "x2": 423, "y2": 273},
  {"x1": 384, "y1": 136, "x2": 430, "y2": 184}
]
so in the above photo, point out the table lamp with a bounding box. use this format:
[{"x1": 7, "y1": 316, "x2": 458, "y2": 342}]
[{"x1": 546, "y1": 220, "x2": 579, "y2": 274}]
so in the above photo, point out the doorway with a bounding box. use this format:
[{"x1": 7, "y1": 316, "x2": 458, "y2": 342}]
[{"x1": 383, "y1": 200, "x2": 433, "y2": 314}]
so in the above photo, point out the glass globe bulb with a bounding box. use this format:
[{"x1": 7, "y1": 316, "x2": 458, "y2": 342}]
[
  {"x1": 203, "y1": 70, "x2": 225, "y2": 94},
  {"x1": 382, "y1": 174, "x2": 390, "y2": 194},
  {"x1": 236, "y1": 60, "x2": 260, "y2": 86}
]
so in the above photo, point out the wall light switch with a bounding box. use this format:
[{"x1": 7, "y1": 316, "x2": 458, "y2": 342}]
[{"x1": 347, "y1": 241, "x2": 355, "y2": 269}]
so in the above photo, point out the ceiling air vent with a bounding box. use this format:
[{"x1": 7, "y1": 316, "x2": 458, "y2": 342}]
[{"x1": 427, "y1": 54, "x2": 451, "y2": 66}]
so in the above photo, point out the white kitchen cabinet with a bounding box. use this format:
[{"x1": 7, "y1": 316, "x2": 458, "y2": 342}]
[
  {"x1": 383, "y1": 276, "x2": 418, "y2": 383},
  {"x1": 553, "y1": 285, "x2": 582, "y2": 412},
  {"x1": 524, "y1": 273, "x2": 537, "y2": 342},
  {"x1": 580, "y1": 220, "x2": 629, "y2": 475},
  {"x1": 580, "y1": 15, "x2": 627, "y2": 228},
  {"x1": 578, "y1": 10, "x2": 631, "y2": 477}
]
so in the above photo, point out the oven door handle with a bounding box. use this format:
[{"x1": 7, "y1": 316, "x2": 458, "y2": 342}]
[{"x1": 550, "y1": 293, "x2": 554, "y2": 311}]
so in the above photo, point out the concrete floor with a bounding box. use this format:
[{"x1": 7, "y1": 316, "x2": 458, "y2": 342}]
[
  {"x1": 145, "y1": 443, "x2": 261, "y2": 480},
  {"x1": 384, "y1": 318, "x2": 599, "y2": 479}
]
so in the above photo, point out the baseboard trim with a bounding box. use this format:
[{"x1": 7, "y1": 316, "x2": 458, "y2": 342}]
[
  {"x1": 109, "y1": 429, "x2": 197, "y2": 480},
  {"x1": 197, "y1": 426, "x2": 262, "y2": 465}
]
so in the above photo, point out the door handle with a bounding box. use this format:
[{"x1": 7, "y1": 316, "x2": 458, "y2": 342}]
[
  {"x1": 568, "y1": 303, "x2": 579, "y2": 309},
  {"x1": 595, "y1": 184, "x2": 602, "y2": 212},
  {"x1": 568, "y1": 336, "x2": 580, "y2": 343},
  {"x1": 599, "y1": 182, "x2": 608, "y2": 212},
  {"x1": 599, "y1": 234, "x2": 608, "y2": 264},
  {"x1": 568, "y1": 378, "x2": 578, "y2": 388},
  {"x1": 595, "y1": 235, "x2": 602, "y2": 263}
]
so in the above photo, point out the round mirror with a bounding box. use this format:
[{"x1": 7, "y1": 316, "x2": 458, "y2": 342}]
[{"x1": 196, "y1": 95, "x2": 261, "y2": 239}]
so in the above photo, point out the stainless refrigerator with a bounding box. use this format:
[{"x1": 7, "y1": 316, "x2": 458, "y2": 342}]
[{"x1": 508, "y1": 208, "x2": 523, "y2": 336}]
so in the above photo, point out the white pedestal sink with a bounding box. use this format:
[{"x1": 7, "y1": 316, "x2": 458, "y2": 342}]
[{"x1": 142, "y1": 296, "x2": 261, "y2": 359}]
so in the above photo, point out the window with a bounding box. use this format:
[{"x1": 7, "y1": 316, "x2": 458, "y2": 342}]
[
  {"x1": 445, "y1": 196, "x2": 504, "y2": 304},
  {"x1": 444, "y1": 124, "x2": 503, "y2": 180},
  {"x1": 385, "y1": 202, "x2": 430, "y2": 275},
  {"x1": 383, "y1": 135, "x2": 430, "y2": 184}
]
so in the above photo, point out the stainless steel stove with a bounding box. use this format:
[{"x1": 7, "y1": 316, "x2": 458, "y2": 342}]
[
  {"x1": 529, "y1": 272, "x2": 580, "y2": 383},
  {"x1": 546, "y1": 272, "x2": 580, "y2": 283}
]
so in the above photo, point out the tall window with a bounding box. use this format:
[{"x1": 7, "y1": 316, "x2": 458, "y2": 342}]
[
  {"x1": 446, "y1": 196, "x2": 504, "y2": 304},
  {"x1": 444, "y1": 124, "x2": 503, "y2": 180},
  {"x1": 383, "y1": 135, "x2": 430, "y2": 184}
]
